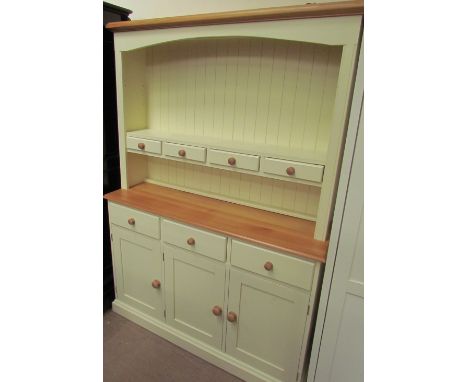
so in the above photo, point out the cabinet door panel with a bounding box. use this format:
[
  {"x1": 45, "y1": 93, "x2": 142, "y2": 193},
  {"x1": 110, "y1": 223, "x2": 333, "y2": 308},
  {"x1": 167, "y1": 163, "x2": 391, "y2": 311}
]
[
  {"x1": 226, "y1": 268, "x2": 309, "y2": 381},
  {"x1": 111, "y1": 225, "x2": 164, "y2": 321},
  {"x1": 164, "y1": 244, "x2": 225, "y2": 349}
]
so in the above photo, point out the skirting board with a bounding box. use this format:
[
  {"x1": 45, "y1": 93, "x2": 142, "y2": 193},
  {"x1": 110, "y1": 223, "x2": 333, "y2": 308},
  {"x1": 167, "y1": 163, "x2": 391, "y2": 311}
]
[{"x1": 112, "y1": 300, "x2": 283, "y2": 382}]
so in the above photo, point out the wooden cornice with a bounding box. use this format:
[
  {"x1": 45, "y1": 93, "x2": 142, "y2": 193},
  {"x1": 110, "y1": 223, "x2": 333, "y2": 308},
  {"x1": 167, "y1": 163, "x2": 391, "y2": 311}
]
[{"x1": 106, "y1": 1, "x2": 364, "y2": 32}]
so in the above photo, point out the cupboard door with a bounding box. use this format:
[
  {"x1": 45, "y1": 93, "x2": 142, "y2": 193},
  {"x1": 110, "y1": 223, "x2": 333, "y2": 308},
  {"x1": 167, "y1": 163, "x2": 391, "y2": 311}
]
[
  {"x1": 164, "y1": 244, "x2": 226, "y2": 349},
  {"x1": 111, "y1": 225, "x2": 164, "y2": 321},
  {"x1": 226, "y1": 268, "x2": 309, "y2": 382}
]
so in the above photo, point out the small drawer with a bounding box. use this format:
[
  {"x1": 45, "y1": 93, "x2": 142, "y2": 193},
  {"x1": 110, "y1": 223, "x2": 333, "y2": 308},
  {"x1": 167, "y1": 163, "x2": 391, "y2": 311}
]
[
  {"x1": 261, "y1": 157, "x2": 324, "y2": 183},
  {"x1": 164, "y1": 142, "x2": 206, "y2": 163},
  {"x1": 231, "y1": 240, "x2": 316, "y2": 290},
  {"x1": 162, "y1": 220, "x2": 226, "y2": 262},
  {"x1": 127, "y1": 136, "x2": 162, "y2": 155},
  {"x1": 108, "y1": 202, "x2": 160, "y2": 239},
  {"x1": 207, "y1": 149, "x2": 259, "y2": 172}
]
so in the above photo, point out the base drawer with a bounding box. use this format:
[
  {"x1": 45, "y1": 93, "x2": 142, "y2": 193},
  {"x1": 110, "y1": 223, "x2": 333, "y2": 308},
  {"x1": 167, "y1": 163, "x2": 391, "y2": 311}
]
[
  {"x1": 162, "y1": 220, "x2": 226, "y2": 262},
  {"x1": 231, "y1": 240, "x2": 316, "y2": 290},
  {"x1": 108, "y1": 202, "x2": 160, "y2": 239}
]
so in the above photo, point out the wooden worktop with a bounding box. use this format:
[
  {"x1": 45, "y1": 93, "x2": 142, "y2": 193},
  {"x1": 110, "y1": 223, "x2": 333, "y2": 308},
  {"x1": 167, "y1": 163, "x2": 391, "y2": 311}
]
[
  {"x1": 104, "y1": 183, "x2": 328, "y2": 263},
  {"x1": 106, "y1": 1, "x2": 364, "y2": 32}
]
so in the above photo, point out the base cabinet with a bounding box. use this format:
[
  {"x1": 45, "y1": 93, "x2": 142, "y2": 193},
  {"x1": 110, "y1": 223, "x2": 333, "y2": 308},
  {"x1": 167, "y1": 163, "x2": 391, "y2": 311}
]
[
  {"x1": 226, "y1": 268, "x2": 310, "y2": 382},
  {"x1": 111, "y1": 225, "x2": 164, "y2": 321},
  {"x1": 163, "y1": 244, "x2": 226, "y2": 349},
  {"x1": 109, "y1": 204, "x2": 321, "y2": 382}
]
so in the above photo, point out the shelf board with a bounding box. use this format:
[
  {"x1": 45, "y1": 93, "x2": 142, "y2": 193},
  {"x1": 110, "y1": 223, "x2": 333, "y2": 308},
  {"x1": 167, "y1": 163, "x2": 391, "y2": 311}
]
[
  {"x1": 127, "y1": 129, "x2": 327, "y2": 165},
  {"x1": 104, "y1": 183, "x2": 328, "y2": 263},
  {"x1": 106, "y1": 1, "x2": 364, "y2": 32}
]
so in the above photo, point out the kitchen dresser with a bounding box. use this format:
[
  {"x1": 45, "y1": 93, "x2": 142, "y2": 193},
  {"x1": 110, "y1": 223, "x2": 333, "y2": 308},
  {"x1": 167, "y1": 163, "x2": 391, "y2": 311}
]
[{"x1": 104, "y1": 2, "x2": 364, "y2": 381}]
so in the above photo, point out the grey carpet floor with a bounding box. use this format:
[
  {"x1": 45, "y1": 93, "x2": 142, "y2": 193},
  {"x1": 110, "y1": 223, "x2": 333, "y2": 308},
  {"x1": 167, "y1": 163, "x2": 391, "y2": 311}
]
[{"x1": 104, "y1": 310, "x2": 244, "y2": 382}]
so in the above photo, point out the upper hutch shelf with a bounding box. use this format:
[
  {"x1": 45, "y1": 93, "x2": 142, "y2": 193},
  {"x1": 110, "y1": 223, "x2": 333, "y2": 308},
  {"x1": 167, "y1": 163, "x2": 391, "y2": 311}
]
[{"x1": 108, "y1": 2, "x2": 363, "y2": 240}]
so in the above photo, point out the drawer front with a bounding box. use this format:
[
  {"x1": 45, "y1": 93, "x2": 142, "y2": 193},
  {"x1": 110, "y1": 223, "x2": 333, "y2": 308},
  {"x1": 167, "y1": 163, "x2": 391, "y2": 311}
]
[
  {"x1": 164, "y1": 142, "x2": 206, "y2": 163},
  {"x1": 207, "y1": 149, "x2": 259, "y2": 172},
  {"x1": 162, "y1": 220, "x2": 226, "y2": 262},
  {"x1": 108, "y1": 202, "x2": 160, "y2": 239},
  {"x1": 231, "y1": 240, "x2": 316, "y2": 290},
  {"x1": 261, "y1": 157, "x2": 324, "y2": 183},
  {"x1": 127, "y1": 136, "x2": 162, "y2": 155}
]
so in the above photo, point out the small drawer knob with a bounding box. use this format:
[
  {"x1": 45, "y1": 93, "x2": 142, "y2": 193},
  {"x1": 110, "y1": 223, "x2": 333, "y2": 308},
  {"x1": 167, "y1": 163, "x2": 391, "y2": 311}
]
[
  {"x1": 178, "y1": 149, "x2": 186, "y2": 157},
  {"x1": 187, "y1": 237, "x2": 195, "y2": 245},
  {"x1": 151, "y1": 279, "x2": 161, "y2": 289},
  {"x1": 137, "y1": 143, "x2": 145, "y2": 150},
  {"x1": 286, "y1": 167, "x2": 295, "y2": 176},
  {"x1": 128, "y1": 218, "x2": 135, "y2": 225},
  {"x1": 264, "y1": 261, "x2": 273, "y2": 271},
  {"x1": 227, "y1": 157, "x2": 236, "y2": 166},
  {"x1": 212, "y1": 305, "x2": 223, "y2": 316},
  {"x1": 227, "y1": 311, "x2": 237, "y2": 323}
]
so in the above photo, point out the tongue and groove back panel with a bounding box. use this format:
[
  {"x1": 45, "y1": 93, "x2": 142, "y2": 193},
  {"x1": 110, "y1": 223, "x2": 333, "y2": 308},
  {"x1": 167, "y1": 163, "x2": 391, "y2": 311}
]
[
  {"x1": 144, "y1": 156, "x2": 321, "y2": 220},
  {"x1": 146, "y1": 37, "x2": 342, "y2": 157},
  {"x1": 124, "y1": 37, "x2": 342, "y2": 222}
]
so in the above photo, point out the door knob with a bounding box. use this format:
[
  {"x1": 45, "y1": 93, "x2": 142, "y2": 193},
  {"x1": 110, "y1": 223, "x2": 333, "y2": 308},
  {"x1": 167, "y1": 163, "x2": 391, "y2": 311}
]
[
  {"x1": 286, "y1": 167, "x2": 295, "y2": 176},
  {"x1": 227, "y1": 311, "x2": 237, "y2": 323},
  {"x1": 212, "y1": 305, "x2": 223, "y2": 316}
]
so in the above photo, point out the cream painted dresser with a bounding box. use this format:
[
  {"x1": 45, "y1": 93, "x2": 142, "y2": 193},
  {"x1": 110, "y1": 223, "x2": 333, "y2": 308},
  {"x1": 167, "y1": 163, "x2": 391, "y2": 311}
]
[{"x1": 104, "y1": 2, "x2": 363, "y2": 381}]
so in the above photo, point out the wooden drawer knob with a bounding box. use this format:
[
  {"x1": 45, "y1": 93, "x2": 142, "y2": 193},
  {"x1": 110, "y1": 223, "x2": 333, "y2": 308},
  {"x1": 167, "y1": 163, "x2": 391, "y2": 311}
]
[
  {"x1": 128, "y1": 218, "x2": 135, "y2": 225},
  {"x1": 212, "y1": 305, "x2": 223, "y2": 316},
  {"x1": 264, "y1": 261, "x2": 274, "y2": 271},
  {"x1": 151, "y1": 279, "x2": 161, "y2": 289},
  {"x1": 227, "y1": 311, "x2": 237, "y2": 323},
  {"x1": 286, "y1": 167, "x2": 295, "y2": 176},
  {"x1": 227, "y1": 157, "x2": 236, "y2": 166},
  {"x1": 137, "y1": 143, "x2": 145, "y2": 150},
  {"x1": 187, "y1": 237, "x2": 195, "y2": 245},
  {"x1": 178, "y1": 149, "x2": 186, "y2": 157}
]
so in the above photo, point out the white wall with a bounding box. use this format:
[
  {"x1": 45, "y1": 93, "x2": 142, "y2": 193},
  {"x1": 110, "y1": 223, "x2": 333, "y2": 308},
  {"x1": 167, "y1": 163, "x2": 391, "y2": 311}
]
[{"x1": 109, "y1": 0, "x2": 345, "y2": 20}]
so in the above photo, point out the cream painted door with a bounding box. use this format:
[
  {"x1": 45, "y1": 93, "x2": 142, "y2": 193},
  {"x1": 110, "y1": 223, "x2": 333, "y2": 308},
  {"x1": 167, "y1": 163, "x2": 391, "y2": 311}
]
[
  {"x1": 226, "y1": 268, "x2": 309, "y2": 382},
  {"x1": 163, "y1": 244, "x2": 226, "y2": 349},
  {"x1": 111, "y1": 225, "x2": 164, "y2": 321}
]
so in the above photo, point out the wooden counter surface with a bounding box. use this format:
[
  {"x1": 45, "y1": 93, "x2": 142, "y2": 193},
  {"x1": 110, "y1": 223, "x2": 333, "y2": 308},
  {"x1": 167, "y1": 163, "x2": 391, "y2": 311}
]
[
  {"x1": 104, "y1": 183, "x2": 328, "y2": 263},
  {"x1": 106, "y1": 1, "x2": 364, "y2": 32}
]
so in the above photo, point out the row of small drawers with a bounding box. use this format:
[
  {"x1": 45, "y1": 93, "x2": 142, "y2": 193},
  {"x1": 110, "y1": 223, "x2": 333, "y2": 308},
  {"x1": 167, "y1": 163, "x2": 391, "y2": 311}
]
[
  {"x1": 109, "y1": 202, "x2": 316, "y2": 290},
  {"x1": 127, "y1": 136, "x2": 324, "y2": 183}
]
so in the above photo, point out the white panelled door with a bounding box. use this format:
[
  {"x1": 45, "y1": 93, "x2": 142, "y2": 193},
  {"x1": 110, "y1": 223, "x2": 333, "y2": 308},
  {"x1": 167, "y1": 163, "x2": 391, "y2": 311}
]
[{"x1": 313, "y1": 106, "x2": 364, "y2": 382}]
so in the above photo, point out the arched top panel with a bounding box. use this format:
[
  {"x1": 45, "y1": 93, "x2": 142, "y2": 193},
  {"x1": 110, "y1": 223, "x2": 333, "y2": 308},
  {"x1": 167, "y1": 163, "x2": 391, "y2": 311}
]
[{"x1": 114, "y1": 16, "x2": 362, "y2": 52}]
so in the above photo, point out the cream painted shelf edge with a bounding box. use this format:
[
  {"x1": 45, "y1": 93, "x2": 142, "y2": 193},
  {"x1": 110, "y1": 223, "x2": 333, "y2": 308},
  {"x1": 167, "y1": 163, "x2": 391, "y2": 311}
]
[{"x1": 127, "y1": 129, "x2": 325, "y2": 187}]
